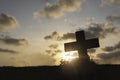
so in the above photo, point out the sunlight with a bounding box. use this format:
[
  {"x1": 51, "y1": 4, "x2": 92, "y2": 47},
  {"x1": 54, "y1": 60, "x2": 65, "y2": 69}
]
[{"x1": 61, "y1": 51, "x2": 78, "y2": 62}]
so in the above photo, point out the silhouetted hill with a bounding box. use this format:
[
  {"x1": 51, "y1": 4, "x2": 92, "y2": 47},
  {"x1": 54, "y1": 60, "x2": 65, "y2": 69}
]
[{"x1": 0, "y1": 62, "x2": 120, "y2": 80}]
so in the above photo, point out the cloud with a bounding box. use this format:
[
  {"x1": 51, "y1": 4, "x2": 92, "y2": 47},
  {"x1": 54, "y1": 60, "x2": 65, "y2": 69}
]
[
  {"x1": 44, "y1": 31, "x2": 76, "y2": 41},
  {"x1": 34, "y1": 4, "x2": 63, "y2": 19},
  {"x1": 44, "y1": 31, "x2": 61, "y2": 41},
  {"x1": 87, "y1": 49, "x2": 96, "y2": 53},
  {"x1": 102, "y1": 47, "x2": 115, "y2": 52},
  {"x1": 0, "y1": 13, "x2": 18, "y2": 31},
  {"x1": 106, "y1": 16, "x2": 120, "y2": 23},
  {"x1": 54, "y1": 49, "x2": 62, "y2": 53},
  {"x1": 84, "y1": 22, "x2": 118, "y2": 39},
  {"x1": 45, "y1": 44, "x2": 62, "y2": 57},
  {"x1": 97, "y1": 50, "x2": 120, "y2": 64},
  {"x1": 0, "y1": 37, "x2": 28, "y2": 46},
  {"x1": 34, "y1": 0, "x2": 83, "y2": 19},
  {"x1": 44, "y1": 22, "x2": 119, "y2": 41},
  {"x1": 46, "y1": 50, "x2": 52, "y2": 54},
  {"x1": 62, "y1": 22, "x2": 118, "y2": 40},
  {"x1": 102, "y1": 41, "x2": 120, "y2": 52},
  {"x1": 111, "y1": 0, "x2": 120, "y2": 4},
  {"x1": 96, "y1": 41, "x2": 120, "y2": 64},
  {"x1": 46, "y1": 49, "x2": 62, "y2": 57},
  {"x1": 101, "y1": 0, "x2": 120, "y2": 6},
  {"x1": 59, "y1": 0, "x2": 82, "y2": 12},
  {"x1": 48, "y1": 44, "x2": 59, "y2": 49},
  {"x1": 0, "y1": 48, "x2": 18, "y2": 54},
  {"x1": 61, "y1": 32, "x2": 75, "y2": 40},
  {"x1": 46, "y1": 50, "x2": 62, "y2": 56}
]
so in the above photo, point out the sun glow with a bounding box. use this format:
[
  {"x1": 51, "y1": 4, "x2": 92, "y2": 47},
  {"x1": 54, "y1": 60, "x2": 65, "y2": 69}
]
[{"x1": 61, "y1": 51, "x2": 78, "y2": 62}]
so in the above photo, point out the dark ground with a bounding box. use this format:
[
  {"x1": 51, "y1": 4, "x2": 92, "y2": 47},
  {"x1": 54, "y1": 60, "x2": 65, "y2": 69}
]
[{"x1": 0, "y1": 60, "x2": 120, "y2": 80}]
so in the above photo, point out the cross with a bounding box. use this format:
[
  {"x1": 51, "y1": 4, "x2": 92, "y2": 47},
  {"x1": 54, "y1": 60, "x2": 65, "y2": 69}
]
[{"x1": 64, "y1": 31, "x2": 100, "y2": 60}]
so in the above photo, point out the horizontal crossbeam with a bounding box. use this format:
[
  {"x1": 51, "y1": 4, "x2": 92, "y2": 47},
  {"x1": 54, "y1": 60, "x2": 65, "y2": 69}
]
[
  {"x1": 64, "y1": 42, "x2": 77, "y2": 52},
  {"x1": 86, "y1": 38, "x2": 99, "y2": 49}
]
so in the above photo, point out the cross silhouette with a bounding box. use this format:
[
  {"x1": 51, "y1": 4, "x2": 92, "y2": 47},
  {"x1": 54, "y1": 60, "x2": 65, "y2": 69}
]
[{"x1": 64, "y1": 31, "x2": 100, "y2": 60}]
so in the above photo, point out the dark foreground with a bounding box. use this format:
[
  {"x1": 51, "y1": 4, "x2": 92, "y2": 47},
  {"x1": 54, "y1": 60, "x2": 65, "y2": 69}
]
[{"x1": 0, "y1": 61, "x2": 120, "y2": 80}]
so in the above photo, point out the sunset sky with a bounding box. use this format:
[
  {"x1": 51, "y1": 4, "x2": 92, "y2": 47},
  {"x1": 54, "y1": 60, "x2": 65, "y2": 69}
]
[{"x1": 0, "y1": 0, "x2": 120, "y2": 66}]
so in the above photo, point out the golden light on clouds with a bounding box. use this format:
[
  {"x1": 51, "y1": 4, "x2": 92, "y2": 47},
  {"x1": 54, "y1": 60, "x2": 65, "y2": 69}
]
[{"x1": 61, "y1": 51, "x2": 78, "y2": 62}]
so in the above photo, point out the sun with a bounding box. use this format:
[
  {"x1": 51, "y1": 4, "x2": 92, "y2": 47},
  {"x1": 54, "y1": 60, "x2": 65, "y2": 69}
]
[{"x1": 61, "y1": 51, "x2": 78, "y2": 62}]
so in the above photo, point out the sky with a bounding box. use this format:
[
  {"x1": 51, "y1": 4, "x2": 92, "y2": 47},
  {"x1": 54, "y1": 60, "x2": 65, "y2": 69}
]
[{"x1": 0, "y1": 0, "x2": 120, "y2": 66}]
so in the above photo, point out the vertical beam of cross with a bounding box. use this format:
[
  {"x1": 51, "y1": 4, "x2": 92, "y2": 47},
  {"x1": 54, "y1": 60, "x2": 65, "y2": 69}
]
[
  {"x1": 64, "y1": 31, "x2": 99, "y2": 60},
  {"x1": 75, "y1": 31, "x2": 89, "y2": 59}
]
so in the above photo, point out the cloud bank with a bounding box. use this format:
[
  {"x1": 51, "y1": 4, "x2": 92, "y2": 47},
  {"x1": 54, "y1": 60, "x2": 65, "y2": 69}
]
[
  {"x1": 102, "y1": 41, "x2": 120, "y2": 52},
  {"x1": 44, "y1": 22, "x2": 119, "y2": 41},
  {"x1": 97, "y1": 41, "x2": 120, "y2": 64},
  {"x1": 97, "y1": 50, "x2": 120, "y2": 64}
]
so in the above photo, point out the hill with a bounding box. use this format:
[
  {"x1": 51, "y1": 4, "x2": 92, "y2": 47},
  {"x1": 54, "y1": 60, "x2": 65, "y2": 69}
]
[{"x1": 0, "y1": 60, "x2": 120, "y2": 80}]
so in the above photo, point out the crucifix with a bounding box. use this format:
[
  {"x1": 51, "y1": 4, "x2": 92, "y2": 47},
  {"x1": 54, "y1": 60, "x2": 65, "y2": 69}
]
[{"x1": 64, "y1": 31, "x2": 100, "y2": 60}]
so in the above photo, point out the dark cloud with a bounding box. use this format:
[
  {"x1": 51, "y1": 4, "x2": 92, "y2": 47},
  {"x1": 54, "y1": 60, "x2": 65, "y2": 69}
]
[
  {"x1": 45, "y1": 49, "x2": 56, "y2": 56},
  {"x1": 45, "y1": 43, "x2": 62, "y2": 57},
  {"x1": 84, "y1": 22, "x2": 118, "y2": 39},
  {"x1": 61, "y1": 32, "x2": 75, "y2": 40},
  {"x1": 46, "y1": 49, "x2": 62, "y2": 57},
  {"x1": 0, "y1": 48, "x2": 18, "y2": 54},
  {"x1": 111, "y1": 0, "x2": 120, "y2": 4},
  {"x1": 0, "y1": 37, "x2": 28, "y2": 46},
  {"x1": 46, "y1": 50, "x2": 52, "y2": 54},
  {"x1": 98, "y1": 51, "x2": 120, "y2": 59},
  {"x1": 44, "y1": 31, "x2": 75, "y2": 41},
  {"x1": 87, "y1": 49, "x2": 96, "y2": 53},
  {"x1": 106, "y1": 16, "x2": 120, "y2": 23},
  {"x1": 44, "y1": 22, "x2": 119, "y2": 41},
  {"x1": 97, "y1": 41, "x2": 120, "y2": 64},
  {"x1": 97, "y1": 50, "x2": 120, "y2": 64},
  {"x1": 69, "y1": 22, "x2": 118, "y2": 40},
  {"x1": 34, "y1": 0, "x2": 83, "y2": 19},
  {"x1": 101, "y1": 0, "x2": 120, "y2": 6},
  {"x1": 55, "y1": 49, "x2": 62, "y2": 53},
  {"x1": 102, "y1": 41, "x2": 120, "y2": 52},
  {"x1": 49, "y1": 44, "x2": 59, "y2": 49},
  {"x1": 0, "y1": 13, "x2": 18, "y2": 31},
  {"x1": 102, "y1": 47, "x2": 115, "y2": 52},
  {"x1": 44, "y1": 31, "x2": 61, "y2": 41}
]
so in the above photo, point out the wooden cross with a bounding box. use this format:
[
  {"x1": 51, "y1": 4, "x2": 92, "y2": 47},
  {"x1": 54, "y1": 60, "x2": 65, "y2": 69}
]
[{"x1": 64, "y1": 31, "x2": 100, "y2": 60}]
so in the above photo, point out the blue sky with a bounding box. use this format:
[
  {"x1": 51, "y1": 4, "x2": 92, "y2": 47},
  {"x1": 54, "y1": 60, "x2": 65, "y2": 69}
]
[{"x1": 0, "y1": 0, "x2": 120, "y2": 66}]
